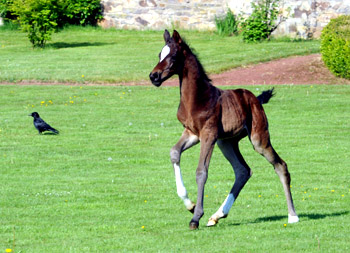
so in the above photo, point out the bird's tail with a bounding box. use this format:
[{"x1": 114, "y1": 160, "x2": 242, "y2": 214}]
[
  {"x1": 257, "y1": 88, "x2": 275, "y2": 104},
  {"x1": 49, "y1": 128, "x2": 59, "y2": 134}
]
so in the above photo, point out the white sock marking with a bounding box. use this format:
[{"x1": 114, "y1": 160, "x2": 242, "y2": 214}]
[
  {"x1": 221, "y1": 193, "x2": 235, "y2": 215},
  {"x1": 174, "y1": 163, "x2": 193, "y2": 210},
  {"x1": 288, "y1": 214, "x2": 299, "y2": 223},
  {"x1": 210, "y1": 193, "x2": 235, "y2": 222},
  {"x1": 160, "y1": 45, "x2": 170, "y2": 62}
]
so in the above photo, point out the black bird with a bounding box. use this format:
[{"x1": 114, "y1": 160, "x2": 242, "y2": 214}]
[{"x1": 29, "y1": 112, "x2": 59, "y2": 134}]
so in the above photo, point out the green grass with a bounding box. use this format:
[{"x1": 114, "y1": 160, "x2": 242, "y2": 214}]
[
  {"x1": 1, "y1": 84, "x2": 349, "y2": 252},
  {"x1": 0, "y1": 26, "x2": 320, "y2": 83}
]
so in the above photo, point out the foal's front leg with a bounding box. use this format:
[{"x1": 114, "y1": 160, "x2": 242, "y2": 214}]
[{"x1": 170, "y1": 129, "x2": 199, "y2": 212}]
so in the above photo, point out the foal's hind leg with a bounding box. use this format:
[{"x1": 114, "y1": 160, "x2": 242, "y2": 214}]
[
  {"x1": 250, "y1": 132, "x2": 299, "y2": 223},
  {"x1": 170, "y1": 129, "x2": 199, "y2": 212},
  {"x1": 207, "y1": 139, "x2": 252, "y2": 226}
]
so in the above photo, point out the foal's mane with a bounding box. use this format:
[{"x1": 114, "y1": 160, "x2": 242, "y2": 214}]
[{"x1": 180, "y1": 39, "x2": 212, "y2": 84}]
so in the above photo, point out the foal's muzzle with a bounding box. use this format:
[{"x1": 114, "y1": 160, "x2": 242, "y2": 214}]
[{"x1": 149, "y1": 71, "x2": 162, "y2": 87}]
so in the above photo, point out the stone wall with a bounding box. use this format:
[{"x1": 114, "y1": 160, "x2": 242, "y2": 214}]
[{"x1": 100, "y1": 0, "x2": 350, "y2": 38}]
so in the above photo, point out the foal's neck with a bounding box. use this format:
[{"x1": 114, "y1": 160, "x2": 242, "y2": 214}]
[{"x1": 179, "y1": 53, "x2": 214, "y2": 99}]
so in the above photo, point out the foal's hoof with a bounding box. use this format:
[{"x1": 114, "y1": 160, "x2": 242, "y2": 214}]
[
  {"x1": 189, "y1": 220, "x2": 199, "y2": 230},
  {"x1": 187, "y1": 204, "x2": 196, "y2": 214},
  {"x1": 207, "y1": 218, "x2": 218, "y2": 227},
  {"x1": 288, "y1": 214, "x2": 299, "y2": 223}
]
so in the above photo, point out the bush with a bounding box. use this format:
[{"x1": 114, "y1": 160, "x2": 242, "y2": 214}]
[
  {"x1": 10, "y1": 0, "x2": 62, "y2": 48},
  {"x1": 215, "y1": 9, "x2": 239, "y2": 36},
  {"x1": 320, "y1": 15, "x2": 350, "y2": 79},
  {"x1": 0, "y1": 0, "x2": 16, "y2": 20},
  {"x1": 7, "y1": 0, "x2": 103, "y2": 48},
  {"x1": 241, "y1": 0, "x2": 283, "y2": 42},
  {"x1": 63, "y1": 0, "x2": 103, "y2": 26}
]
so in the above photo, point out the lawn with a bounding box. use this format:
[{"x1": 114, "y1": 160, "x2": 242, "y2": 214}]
[
  {"x1": 0, "y1": 26, "x2": 320, "y2": 83},
  {"x1": 1, "y1": 84, "x2": 349, "y2": 252}
]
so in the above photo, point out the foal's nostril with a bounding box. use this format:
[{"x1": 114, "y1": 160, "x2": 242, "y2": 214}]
[{"x1": 150, "y1": 72, "x2": 160, "y2": 82}]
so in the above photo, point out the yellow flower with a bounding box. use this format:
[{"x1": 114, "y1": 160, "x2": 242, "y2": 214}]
[
  {"x1": 331, "y1": 190, "x2": 335, "y2": 193},
  {"x1": 41, "y1": 101, "x2": 45, "y2": 104},
  {"x1": 283, "y1": 224, "x2": 287, "y2": 227},
  {"x1": 141, "y1": 226, "x2": 145, "y2": 229},
  {"x1": 6, "y1": 249, "x2": 12, "y2": 253},
  {"x1": 258, "y1": 195, "x2": 262, "y2": 198},
  {"x1": 144, "y1": 200, "x2": 147, "y2": 203},
  {"x1": 82, "y1": 75, "x2": 85, "y2": 78}
]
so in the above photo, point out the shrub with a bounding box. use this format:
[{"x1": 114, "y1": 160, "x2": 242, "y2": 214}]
[
  {"x1": 10, "y1": 0, "x2": 62, "y2": 48},
  {"x1": 0, "y1": 0, "x2": 17, "y2": 20},
  {"x1": 215, "y1": 8, "x2": 239, "y2": 36},
  {"x1": 7, "y1": 0, "x2": 103, "y2": 48},
  {"x1": 320, "y1": 15, "x2": 350, "y2": 79},
  {"x1": 241, "y1": 0, "x2": 283, "y2": 42},
  {"x1": 63, "y1": 0, "x2": 103, "y2": 26}
]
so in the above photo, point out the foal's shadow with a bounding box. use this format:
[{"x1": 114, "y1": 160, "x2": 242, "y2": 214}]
[{"x1": 227, "y1": 211, "x2": 349, "y2": 226}]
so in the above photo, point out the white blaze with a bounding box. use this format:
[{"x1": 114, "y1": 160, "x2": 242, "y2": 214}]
[{"x1": 160, "y1": 45, "x2": 170, "y2": 62}]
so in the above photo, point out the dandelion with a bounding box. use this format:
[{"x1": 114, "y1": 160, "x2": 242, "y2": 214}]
[
  {"x1": 331, "y1": 190, "x2": 335, "y2": 193},
  {"x1": 6, "y1": 249, "x2": 12, "y2": 253},
  {"x1": 41, "y1": 101, "x2": 45, "y2": 105},
  {"x1": 82, "y1": 75, "x2": 85, "y2": 78},
  {"x1": 141, "y1": 226, "x2": 145, "y2": 229},
  {"x1": 144, "y1": 200, "x2": 147, "y2": 203},
  {"x1": 283, "y1": 224, "x2": 287, "y2": 228},
  {"x1": 258, "y1": 195, "x2": 262, "y2": 198},
  {"x1": 341, "y1": 195, "x2": 344, "y2": 197},
  {"x1": 70, "y1": 101, "x2": 74, "y2": 104},
  {"x1": 84, "y1": 99, "x2": 87, "y2": 102},
  {"x1": 48, "y1": 100, "x2": 53, "y2": 104},
  {"x1": 276, "y1": 194, "x2": 279, "y2": 197}
]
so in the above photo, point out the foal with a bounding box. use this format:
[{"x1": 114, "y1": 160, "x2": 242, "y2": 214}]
[{"x1": 149, "y1": 30, "x2": 299, "y2": 230}]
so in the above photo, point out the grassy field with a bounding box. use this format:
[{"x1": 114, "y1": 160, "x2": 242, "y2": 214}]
[
  {"x1": 0, "y1": 26, "x2": 320, "y2": 83},
  {"x1": 1, "y1": 84, "x2": 349, "y2": 252}
]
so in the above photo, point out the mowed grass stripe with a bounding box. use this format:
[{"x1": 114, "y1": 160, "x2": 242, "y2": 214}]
[
  {"x1": 0, "y1": 84, "x2": 349, "y2": 252},
  {"x1": 0, "y1": 26, "x2": 320, "y2": 83}
]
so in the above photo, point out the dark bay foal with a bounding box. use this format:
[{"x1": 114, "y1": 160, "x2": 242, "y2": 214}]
[{"x1": 149, "y1": 30, "x2": 299, "y2": 230}]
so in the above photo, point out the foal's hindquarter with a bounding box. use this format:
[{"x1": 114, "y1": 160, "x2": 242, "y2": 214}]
[{"x1": 170, "y1": 54, "x2": 299, "y2": 229}]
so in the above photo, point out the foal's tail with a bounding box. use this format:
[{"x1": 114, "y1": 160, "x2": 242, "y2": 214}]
[{"x1": 257, "y1": 88, "x2": 275, "y2": 104}]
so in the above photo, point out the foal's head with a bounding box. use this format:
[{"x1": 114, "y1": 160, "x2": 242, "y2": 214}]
[{"x1": 149, "y1": 30, "x2": 185, "y2": 87}]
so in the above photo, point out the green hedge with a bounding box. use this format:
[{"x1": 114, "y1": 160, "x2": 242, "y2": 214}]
[{"x1": 320, "y1": 15, "x2": 350, "y2": 79}]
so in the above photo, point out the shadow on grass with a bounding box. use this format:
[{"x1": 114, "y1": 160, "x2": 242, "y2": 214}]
[
  {"x1": 41, "y1": 132, "x2": 59, "y2": 136},
  {"x1": 47, "y1": 42, "x2": 112, "y2": 49},
  {"x1": 226, "y1": 211, "x2": 349, "y2": 226}
]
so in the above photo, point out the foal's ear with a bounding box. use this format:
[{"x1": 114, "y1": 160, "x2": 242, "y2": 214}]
[
  {"x1": 172, "y1": 30, "x2": 182, "y2": 44},
  {"x1": 164, "y1": 29, "x2": 171, "y2": 43}
]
